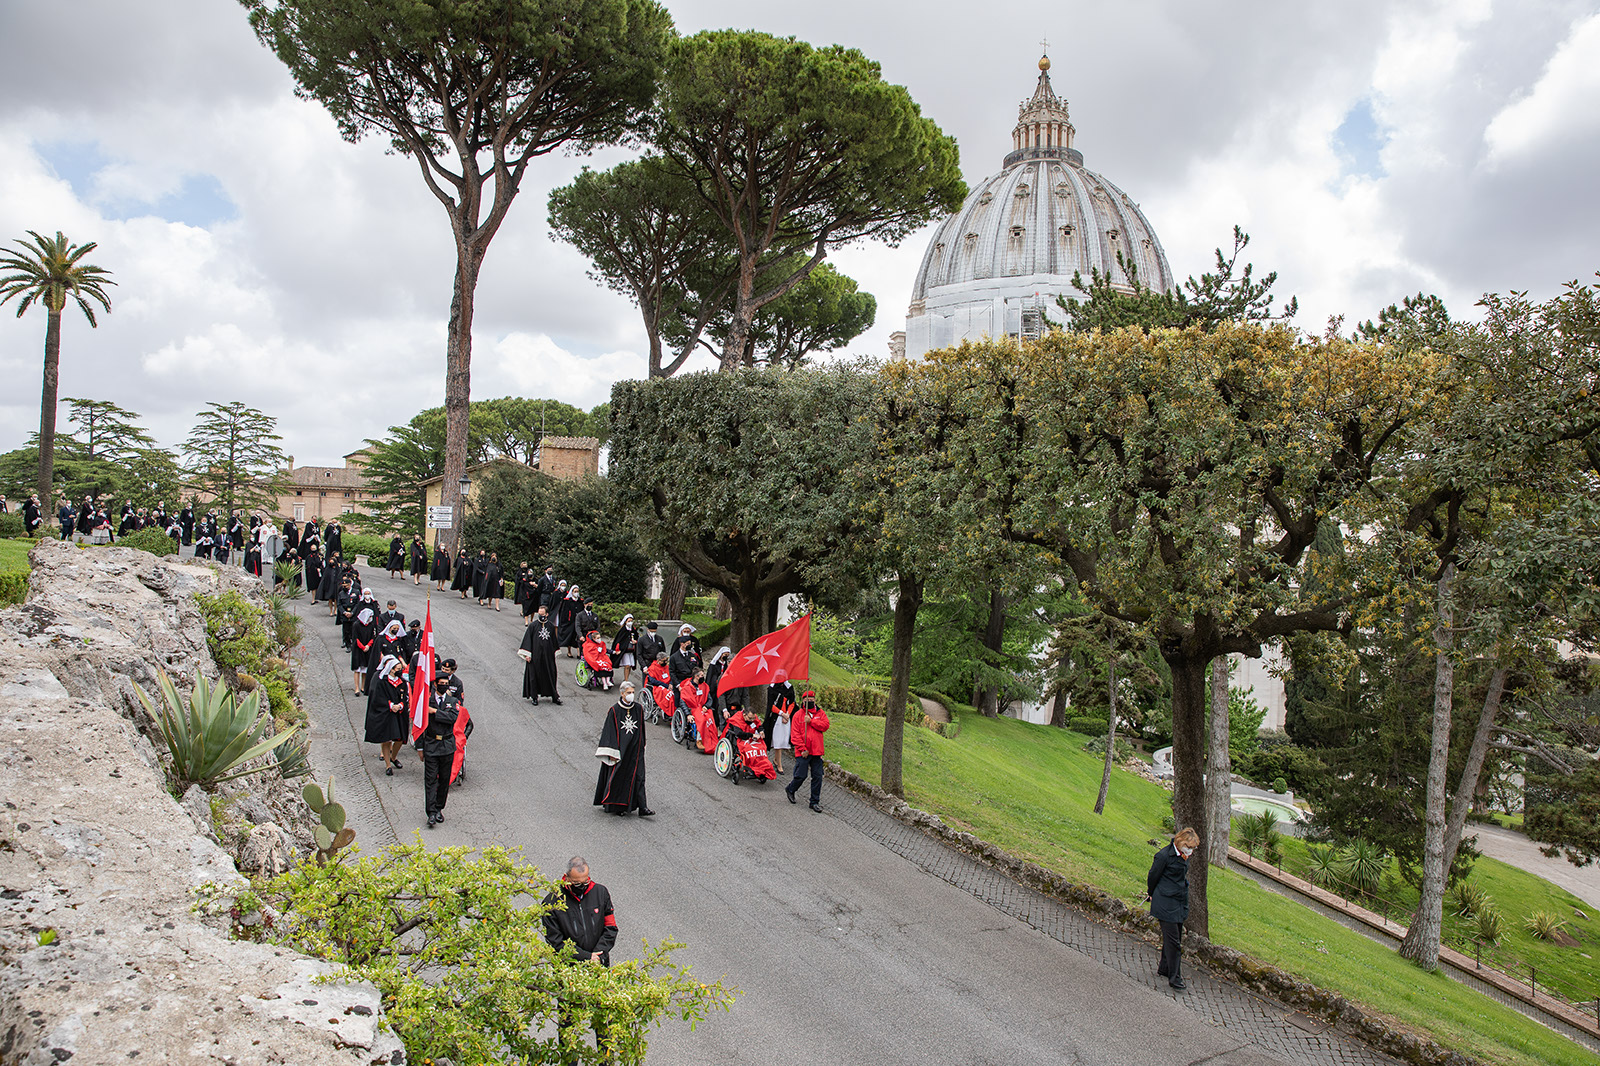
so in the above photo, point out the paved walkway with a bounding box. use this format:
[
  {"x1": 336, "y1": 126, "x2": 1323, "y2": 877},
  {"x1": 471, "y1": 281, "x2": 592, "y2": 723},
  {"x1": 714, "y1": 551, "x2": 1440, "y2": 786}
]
[
  {"x1": 282, "y1": 573, "x2": 1409, "y2": 1066},
  {"x1": 1472, "y1": 822, "x2": 1600, "y2": 912}
]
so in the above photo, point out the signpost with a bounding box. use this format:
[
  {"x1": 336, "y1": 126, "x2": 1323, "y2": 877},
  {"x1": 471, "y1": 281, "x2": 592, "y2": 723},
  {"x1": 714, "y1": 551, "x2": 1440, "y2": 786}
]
[{"x1": 426, "y1": 505, "x2": 454, "y2": 530}]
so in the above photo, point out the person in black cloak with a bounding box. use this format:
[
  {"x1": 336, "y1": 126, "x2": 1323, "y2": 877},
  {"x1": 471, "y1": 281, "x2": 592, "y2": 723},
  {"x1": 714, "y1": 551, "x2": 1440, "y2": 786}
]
[
  {"x1": 378, "y1": 599, "x2": 406, "y2": 630},
  {"x1": 324, "y1": 520, "x2": 343, "y2": 558},
  {"x1": 451, "y1": 549, "x2": 475, "y2": 598},
  {"x1": 430, "y1": 543, "x2": 452, "y2": 588},
  {"x1": 705, "y1": 646, "x2": 733, "y2": 721},
  {"x1": 179, "y1": 504, "x2": 194, "y2": 546},
  {"x1": 471, "y1": 550, "x2": 491, "y2": 602},
  {"x1": 610, "y1": 614, "x2": 640, "y2": 685},
  {"x1": 213, "y1": 532, "x2": 231, "y2": 565},
  {"x1": 408, "y1": 535, "x2": 427, "y2": 584},
  {"x1": 518, "y1": 603, "x2": 562, "y2": 705},
  {"x1": 555, "y1": 585, "x2": 583, "y2": 657},
  {"x1": 337, "y1": 578, "x2": 359, "y2": 646},
  {"x1": 422, "y1": 675, "x2": 460, "y2": 828},
  {"x1": 243, "y1": 536, "x2": 263, "y2": 577},
  {"x1": 402, "y1": 618, "x2": 423, "y2": 662},
  {"x1": 283, "y1": 518, "x2": 299, "y2": 554},
  {"x1": 364, "y1": 654, "x2": 410, "y2": 775},
  {"x1": 304, "y1": 546, "x2": 323, "y2": 600},
  {"x1": 594, "y1": 682, "x2": 652, "y2": 816},
  {"x1": 513, "y1": 563, "x2": 533, "y2": 618},
  {"x1": 480, "y1": 552, "x2": 505, "y2": 610},
  {"x1": 370, "y1": 618, "x2": 407, "y2": 684},
  {"x1": 669, "y1": 624, "x2": 702, "y2": 687},
  {"x1": 351, "y1": 593, "x2": 379, "y2": 695},
  {"x1": 537, "y1": 566, "x2": 557, "y2": 608},
  {"x1": 385, "y1": 535, "x2": 405, "y2": 578},
  {"x1": 317, "y1": 552, "x2": 342, "y2": 606}
]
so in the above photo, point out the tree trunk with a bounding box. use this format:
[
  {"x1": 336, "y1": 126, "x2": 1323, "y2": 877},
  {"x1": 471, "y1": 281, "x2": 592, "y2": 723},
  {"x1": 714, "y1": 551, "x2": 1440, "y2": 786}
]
[
  {"x1": 1206, "y1": 656, "x2": 1232, "y2": 867},
  {"x1": 1094, "y1": 631, "x2": 1116, "y2": 815},
  {"x1": 658, "y1": 565, "x2": 689, "y2": 621},
  {"x1": 972, "y1": 589, "x2": 1006, "y2": 717},
  {"x1": 713, "y1": 593, "x2": 732, "y2": 621},
  {"x1": 1048, "y1": 683, "x2": 1068, "y2": 728},
  {"x1": 722, "y1": 257, "x2": 758, "y2": 372},
  {"x1": 36, "y1": 308, "x2": 61, "y2": 504},
  {"x1": 881, "y1": 572, "x2": 925, "y2": 797},
  {"x1": 1443, "y1": 667, "x2": 1508, "y2": 863},
  {"x1": 439, "y1": 245, "x2": 482, "y2": 555},
  {"x1": 1165, "y1": 652, "x2": 1212, "y2": 938},
  {"x1": 1400, "y1": 563, "x2": 1456, "y2": 969}
]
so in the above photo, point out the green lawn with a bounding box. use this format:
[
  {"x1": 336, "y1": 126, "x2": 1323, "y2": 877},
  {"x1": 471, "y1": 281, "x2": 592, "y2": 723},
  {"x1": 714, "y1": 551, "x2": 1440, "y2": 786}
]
[
  {"x1": 0, "y1": 538, "x2": 32, "y2": 605},
  {"x1": 824, "y1": 710, "x2": 1596, "y2": 1066},
  {"x1": 1272, "y1": 835, "x2": 1599, "y2": 1002}
]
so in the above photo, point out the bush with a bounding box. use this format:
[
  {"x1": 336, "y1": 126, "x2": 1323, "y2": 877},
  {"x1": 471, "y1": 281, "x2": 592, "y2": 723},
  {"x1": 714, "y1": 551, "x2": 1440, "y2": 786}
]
[
  {"x1": 595, "y1": 602, "x2": 658, "y2": 629},
  {"x1": 0, "y1": 513, "x2": 23, "y2": 538},
  {"x1": 1304, "y1": 844, "x2": 1342, "y2": 888},
  {"x1": 1068, "y1": 716, "x2": 1109, "y2": 735},
  {"x1": 261, "y1": 841, "x2": 732, "y2": 1064},
  {"x1": 1338, "y1": 838, "x2": 1386, "y2": 897},
  {"x1": 1082, "y1": 734, "x2": 1134, "y2": 762},
  {"x1": 1473, "y1": 905, "x2": 1505, "y2": 945},
  {"x1": 813, "y1": 683, "x2": 918, "y2": 721},
  {"x1": 1234, "y1": 742, "x2": 1322, "y2": 796},
  {"x1": 117, "y1": 527, "x2": 181, "y2": 557},
  {"x1": 1524, "y1": 910, "x2": 1566, "y2": 941},
  {"x1": 1270, "y1": 777, "x2": 1288, "y2": 794},
  {"x1": 1450, "y1": 879, "x2": 1489, "y2": 919},
  {"x1": 339, "y1": 533, "x2": 393, "y2": 564},
  {"x1": 197, "y1": 589, "x2": 302, "y2": 727}
]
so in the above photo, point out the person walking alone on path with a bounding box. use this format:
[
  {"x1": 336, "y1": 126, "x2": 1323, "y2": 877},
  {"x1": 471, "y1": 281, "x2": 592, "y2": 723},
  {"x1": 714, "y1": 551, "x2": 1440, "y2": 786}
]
[
  {"x1": 422, "y1": 675, "x2": 461, "y2": 827},
  {"x1": 1146, "y1": 827, "x2": 1198, "y2": 991},
  {"x1": 785, "y1": 690, "x2": 830, "y2": 812},
  {"x1": 542, "y1": 856, "x2": 619, "y2": 1062}
]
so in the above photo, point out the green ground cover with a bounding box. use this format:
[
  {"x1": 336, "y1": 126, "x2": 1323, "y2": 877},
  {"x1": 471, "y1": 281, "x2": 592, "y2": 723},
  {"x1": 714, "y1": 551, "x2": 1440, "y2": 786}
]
[
  {"x1": 823, "y1": 708, "x2": 1595, "y2": 1066},
  {"x1": 1272, "y1": 835, "x2": 1599, "y2": 1002},
  {"x1": 0, "y1": 538, "x2": 32, "y2": 605}
]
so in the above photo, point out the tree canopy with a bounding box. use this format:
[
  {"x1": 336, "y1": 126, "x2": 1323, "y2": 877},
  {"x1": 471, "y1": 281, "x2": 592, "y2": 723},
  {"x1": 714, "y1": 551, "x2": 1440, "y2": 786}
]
[
  {"x1": 651, "y1": 30, "x2": 963, "y2": 369},
  {"x1": 180, "y1": 401, "x2": 290, "y2": 517}
]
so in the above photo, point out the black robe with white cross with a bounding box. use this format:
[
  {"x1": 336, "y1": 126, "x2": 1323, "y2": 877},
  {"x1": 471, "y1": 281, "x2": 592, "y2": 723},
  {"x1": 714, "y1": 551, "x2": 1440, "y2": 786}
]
[
  {"x1": 593, "y1": 696, "x2": 647, "y2": 813},
  {"x1": 520, "y1": 615, "x2": 560, "y2": 699}
]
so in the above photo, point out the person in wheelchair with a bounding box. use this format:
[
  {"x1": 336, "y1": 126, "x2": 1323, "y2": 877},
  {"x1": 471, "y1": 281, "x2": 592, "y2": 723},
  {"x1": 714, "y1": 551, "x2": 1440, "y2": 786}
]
[
  {"x1": 579, "y1": 629, "x2": 615, "y2": 691},
  {"x1": 679, "y1": 666, "x2": 714, "y2": 753},
  {"x1": 643, "y1": 651, "x2": 674, "y2": 723},
  {"x1": 715, "y1": 700, "x2": 776, "y2": 781}
]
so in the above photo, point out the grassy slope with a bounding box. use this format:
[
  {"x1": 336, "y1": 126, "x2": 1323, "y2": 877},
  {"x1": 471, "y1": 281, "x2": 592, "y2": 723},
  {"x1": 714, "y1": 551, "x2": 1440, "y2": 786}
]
[
  {"x1": 824, "y1": 710, "x2": 1594, "y2": 1066},
  {"x1": 0, "y1": 539, "x2": 31, "y2": 570}
]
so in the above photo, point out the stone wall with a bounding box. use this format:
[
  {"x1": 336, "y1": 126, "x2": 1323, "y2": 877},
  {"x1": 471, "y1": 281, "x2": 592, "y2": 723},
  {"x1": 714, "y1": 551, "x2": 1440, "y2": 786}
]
[{"x1": 0, "y1": 540, "x2": 403, "y2": 1065}]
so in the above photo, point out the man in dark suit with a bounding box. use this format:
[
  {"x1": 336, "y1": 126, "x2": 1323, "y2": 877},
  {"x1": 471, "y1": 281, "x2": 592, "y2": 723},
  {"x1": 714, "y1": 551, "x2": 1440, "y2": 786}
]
[{"x1": 1147, "y1": 826, "x2": 1199, "y2": 991}]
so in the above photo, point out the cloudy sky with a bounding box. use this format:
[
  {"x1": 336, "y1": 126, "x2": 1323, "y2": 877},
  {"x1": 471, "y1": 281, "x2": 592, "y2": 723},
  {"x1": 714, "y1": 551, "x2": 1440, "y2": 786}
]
[{"x1": 1, "y1": 0, "x2": 1597, "y2": 466}]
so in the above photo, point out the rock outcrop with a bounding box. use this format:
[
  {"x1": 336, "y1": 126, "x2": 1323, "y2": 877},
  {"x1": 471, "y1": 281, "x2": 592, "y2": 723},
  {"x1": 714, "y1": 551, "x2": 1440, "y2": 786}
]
[{"x1": 0, "y1": 540, "x2": 403, "y2": 1064}]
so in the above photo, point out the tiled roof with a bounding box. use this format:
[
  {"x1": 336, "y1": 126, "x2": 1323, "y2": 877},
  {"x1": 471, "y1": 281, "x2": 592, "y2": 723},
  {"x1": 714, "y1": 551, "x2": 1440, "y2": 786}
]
[
  {"x1": 289, "y1": 466, "x2": 369, "y2": 489},
  {"x1": 539, "y1": 436, "x2": 600, "y2": 451}
]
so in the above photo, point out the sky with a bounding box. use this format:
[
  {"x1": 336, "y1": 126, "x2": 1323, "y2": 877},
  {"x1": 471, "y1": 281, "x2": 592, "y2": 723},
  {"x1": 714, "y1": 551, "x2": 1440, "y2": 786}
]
[{"x1": 1, "y1": 0, "x2": 1598, "y2": 467}]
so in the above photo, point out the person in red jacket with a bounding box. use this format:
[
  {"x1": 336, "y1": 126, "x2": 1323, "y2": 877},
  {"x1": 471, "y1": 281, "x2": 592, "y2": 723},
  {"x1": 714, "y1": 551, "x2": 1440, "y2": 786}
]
[
  {"x1": 784, "y1": 689, "x2": 830, "y2": 812},
  {"x1": 679, "y1": 668, "x2": 715, "y2": 753}
]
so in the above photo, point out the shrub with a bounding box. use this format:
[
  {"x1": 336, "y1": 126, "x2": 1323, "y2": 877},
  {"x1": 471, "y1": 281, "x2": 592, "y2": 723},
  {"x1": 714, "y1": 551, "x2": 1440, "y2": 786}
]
[
  {"x1": 0, "y1": 513, "x2": 23, "y2": 538},
  {"x1": 0, "y1": 569, "x2": 25, "y2": 607},
  {"x1": 138, "y1": 670, "x2": 298, "y2": 791},
  {"x1": 1082, "y1": 734, "x2": 1134, "y2": 762},
  {"x1": 1068, "y1": 716, "x2": 1109, "y2": 735},
  {"x1": 1270, "y1": 777, "x2": 1288, "y2": 794},
  {"x1": 339, "y1": 533, "x2": 393, "y2": 564},
  {"x1": 1524, "y1": 911, "x2": 1566, "y2": 941},
  {"x1": 1473, "y1": 905, "x2": 1505, "y2": 945},
  {"x1": 1304, "y1": 844, "x2": 1342, "y2": 888},
  {"x1": 1451, "y1": 880, "x2": 1489, "y2": 920},
  {"x1": 813, "y1": 683, "x2": 918, "y2": 721},
  {"x1": 1238, "y1": 809, "x2": 1283, "y2": 864},
  {"x1": 198, "y1": 589, "x2": 302, "y2": 726},
  {"x1": 1234, "y1": 742, "x2": 1322, "y2": 796},
  {"x1": 261, "y1": 841, "x2": 733, "y2": 1064},
  {"x1": 116, "y1": 527, "x2": 180, "y2": 557},
  {"x1": 1338, "y1": 838, "x2": 1386, "y2": 897}
]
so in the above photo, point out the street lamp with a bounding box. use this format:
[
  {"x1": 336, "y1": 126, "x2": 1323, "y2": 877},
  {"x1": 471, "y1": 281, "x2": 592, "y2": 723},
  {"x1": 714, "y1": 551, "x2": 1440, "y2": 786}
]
[{"x1": 458, "y1": 474, "x2": 471, "y2": 499}]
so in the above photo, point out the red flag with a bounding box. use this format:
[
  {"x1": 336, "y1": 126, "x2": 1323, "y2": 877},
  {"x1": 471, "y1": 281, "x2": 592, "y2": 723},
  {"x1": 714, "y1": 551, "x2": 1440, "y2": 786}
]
[
  {"x1": 409, "y1": 602, "x2": 436, "y2": 741},
  {"x1": 716, "y1": 613, "x2": 811, "y2": 696}
]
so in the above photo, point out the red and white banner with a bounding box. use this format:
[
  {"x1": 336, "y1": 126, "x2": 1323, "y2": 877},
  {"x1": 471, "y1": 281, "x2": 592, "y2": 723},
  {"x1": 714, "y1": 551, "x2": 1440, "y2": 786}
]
[
  {"x1": 716, "y1": 613, "x2": 811, "y2": 695},
  {"x1": 409, "y1": 602, "x2": 435, "y2": 741}
]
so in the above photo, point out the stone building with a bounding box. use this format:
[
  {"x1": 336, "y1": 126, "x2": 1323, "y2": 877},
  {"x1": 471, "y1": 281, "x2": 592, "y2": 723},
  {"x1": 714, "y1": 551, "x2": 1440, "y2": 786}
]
[
  {"x1": 902, "y1": 53, "x2": 1175, "y2": 358},
  {"x1": 272, "y1": 449, "x2": 381, "y2": 523}
]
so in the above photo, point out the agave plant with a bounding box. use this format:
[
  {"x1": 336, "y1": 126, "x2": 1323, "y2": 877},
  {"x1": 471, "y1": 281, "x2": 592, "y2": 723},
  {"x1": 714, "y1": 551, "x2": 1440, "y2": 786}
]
[
  {"x1": 1233, "y1": 814, "x2": 1265, "y2": 858},
  {"x1": 1338, "y1": 838, "x2": 1387, "y2": 898},
  {"x1": 1524, "y1": 910, "x2": 1566, "y2": 941},
  {"x1": 272, "y1": 561, "x2": 305, "y2": 599},
  {"x1": 1473, "y1": 904, "x2": 1505, "y2": 945},
  {"x1": 137, "y1": 670, "x2": 299, "y2": 790},
  {"x1": 1451, "y1": 880, "x2": 1489, "y2": 920},
  {"x1": 1304, "y1": 844, "x2": 1342, "y2": 888},
  {"x1": 1249, "y1": 809, "x2": 1284, "y2": 866},
  {"x1": 273, "y1": 735, "x2": 313, "y2": 780}
]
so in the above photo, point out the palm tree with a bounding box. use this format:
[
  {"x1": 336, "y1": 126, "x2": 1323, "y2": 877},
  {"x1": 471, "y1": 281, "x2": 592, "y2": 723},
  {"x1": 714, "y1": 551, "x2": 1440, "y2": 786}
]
[{"x1": 0, "y1": 231, "x2": 116, "y2": 504}]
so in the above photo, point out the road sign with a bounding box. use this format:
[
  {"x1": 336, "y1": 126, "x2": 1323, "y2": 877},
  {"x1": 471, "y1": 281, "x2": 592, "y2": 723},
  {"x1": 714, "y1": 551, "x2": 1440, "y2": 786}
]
[
  {"x1": 427, "y1": 505, "x2": 454, "y2": 530},
  {"x1": 427, "y1": 505, "x2": 454, "y2": 518}
]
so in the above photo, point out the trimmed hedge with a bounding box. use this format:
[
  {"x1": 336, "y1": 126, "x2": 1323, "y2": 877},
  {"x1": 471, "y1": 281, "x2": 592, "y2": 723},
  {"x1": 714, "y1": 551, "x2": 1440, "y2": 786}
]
[
  {"x1": 117, "y1": 528, "x2": 181, "y2": 557},
  {"x1": 814, "y1": 683, "x2": 919, "y2": 722},
  {"x1": 338, "y1": 533, "x2": 394, "y2": 564},
  {"x1": 1068, "y1": 716, "x2": 1110, "y2": 735},
  {"x1": 0, "y1": 513, "x2": 24, "y2": 539}
]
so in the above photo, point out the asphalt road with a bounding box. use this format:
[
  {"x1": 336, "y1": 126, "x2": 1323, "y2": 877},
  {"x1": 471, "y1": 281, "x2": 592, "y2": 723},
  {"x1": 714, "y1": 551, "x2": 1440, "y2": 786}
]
[{"x1": 293, "y1": 573, "x2": 1292, "y2": 1066}]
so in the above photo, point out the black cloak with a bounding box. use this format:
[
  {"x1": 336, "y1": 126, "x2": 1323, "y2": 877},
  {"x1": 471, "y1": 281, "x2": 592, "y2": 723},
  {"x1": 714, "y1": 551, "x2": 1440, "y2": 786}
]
[
  {"x1": 520, "y1": 615, "x2": 560, "y2": 699},
  {"x1": 555, "y1": 593, "x2": 582, "y2": 648},
  {"x1": 451, "y1": 553, "x2": 475, "y2": 592},
  {"x1": 431, "y1": 546, "x2": 452, "y2": 581},
  {"x1": 593, "y1": 696, "x2": 647, "y2": 813},
  {"x1": 386, "y1": 536, "x2": 405, "y2": 571},
  {"x1": 409, "y1": 540, "x2": 428, "y2": 575},
  {"x1": 364, "y1": 673, "x2": 410, "y2": 743}
]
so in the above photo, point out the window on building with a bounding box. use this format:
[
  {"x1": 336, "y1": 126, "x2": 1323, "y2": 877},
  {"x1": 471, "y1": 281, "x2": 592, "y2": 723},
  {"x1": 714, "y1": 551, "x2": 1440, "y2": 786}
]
[{"x1": 293, "y1": 504, "x2": 304, "y2": 522}]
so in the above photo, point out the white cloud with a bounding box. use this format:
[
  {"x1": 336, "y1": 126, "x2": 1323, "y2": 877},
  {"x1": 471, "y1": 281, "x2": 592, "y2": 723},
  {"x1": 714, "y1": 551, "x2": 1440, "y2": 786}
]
[
  {"x1": 484, "y1": 332, "x2": 646, "y2": 409},
  {"x1": 1484, "y1": 10, "x2": 1600, "y2": 162}
]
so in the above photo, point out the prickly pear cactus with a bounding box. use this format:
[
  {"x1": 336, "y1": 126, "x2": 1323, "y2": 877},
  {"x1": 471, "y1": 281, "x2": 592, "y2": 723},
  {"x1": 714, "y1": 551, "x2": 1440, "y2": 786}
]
[{"x1": 301, "y1": 776, "x2": 355, "y2": 864}]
